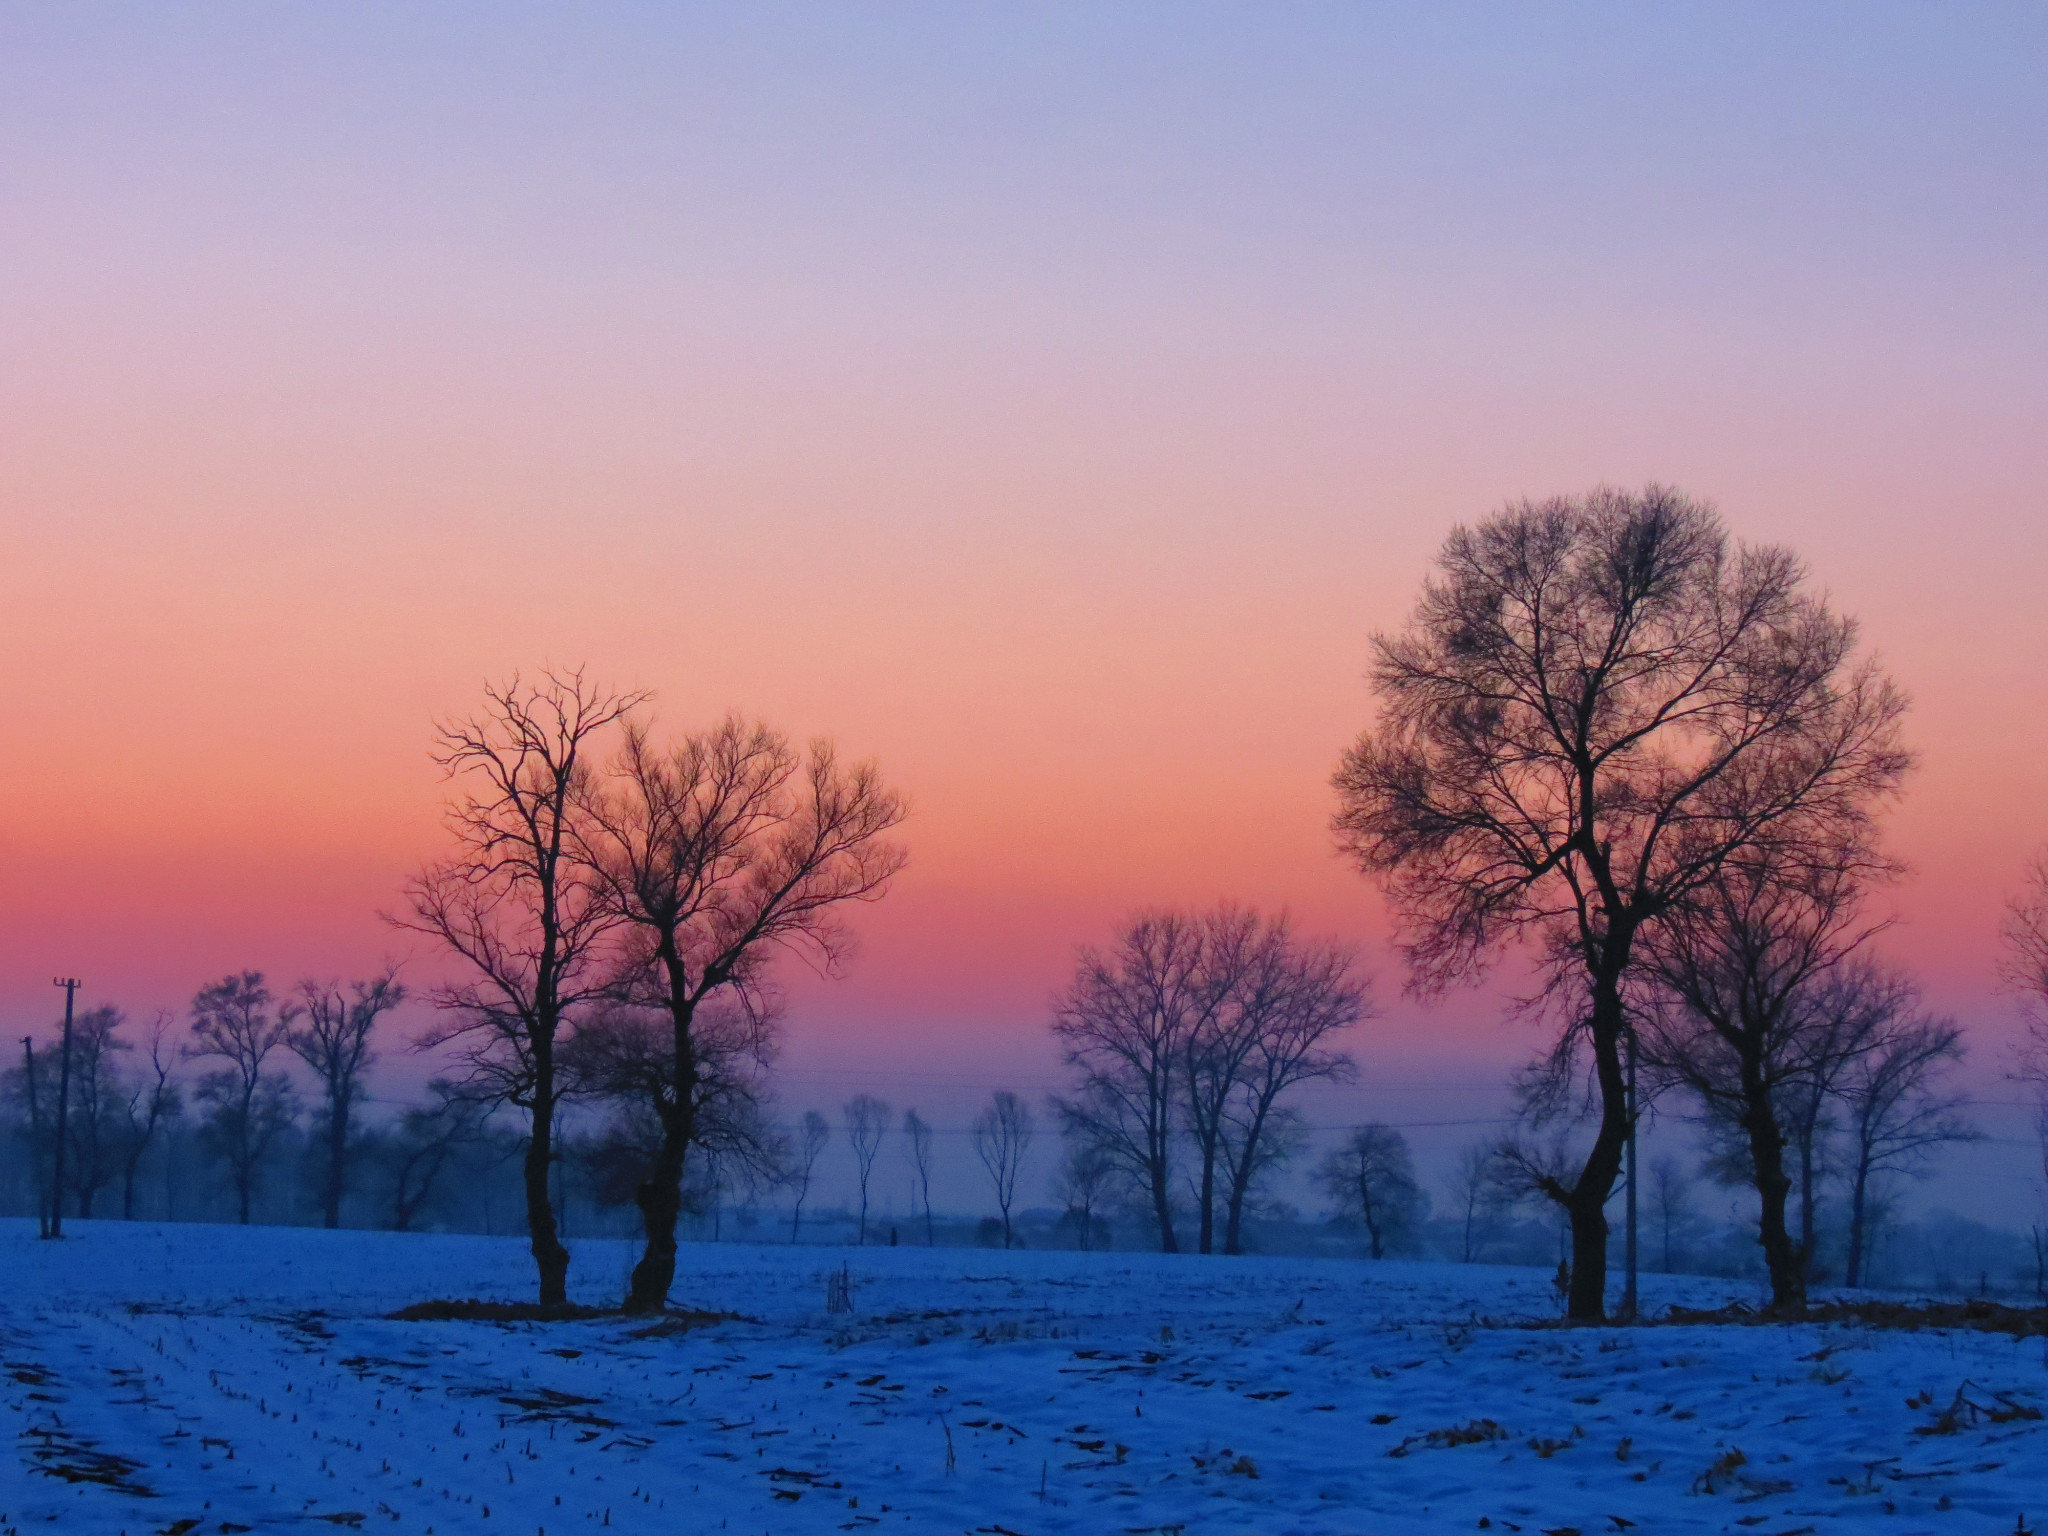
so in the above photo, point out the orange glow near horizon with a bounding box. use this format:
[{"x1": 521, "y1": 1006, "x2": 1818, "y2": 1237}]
[{"x1": 3, "y1": 7, "x2": 2046, "y2": 1113}]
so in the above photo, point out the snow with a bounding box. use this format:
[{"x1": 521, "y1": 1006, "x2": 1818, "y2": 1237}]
[{"x1": 5, "y1": 1220, "x2": 2046, "y2": 1535}]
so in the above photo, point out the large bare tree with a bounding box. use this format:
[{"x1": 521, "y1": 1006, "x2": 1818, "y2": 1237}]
[
  {"x1": 289, "y1": 969, "x2": 406, "y2": 1229},
  {"x1": 1637, "y1": 841, "x2": 1896, "y2": 1311},
  {"x1": 582, "y1": 716, "x2": 905, "y2": 1310},
  {"x1": 188, "y1": 972, "x2": 300, "y2": 1225},
  {"x1": 400, "y1": 669, "x2": 643, "y2": 1304},
  {"x1": 1333, "y1": 486, "x2": 1910, "y2": 1319}
]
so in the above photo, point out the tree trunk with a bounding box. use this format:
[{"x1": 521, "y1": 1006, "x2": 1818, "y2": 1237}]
[
  {"x1": 1737, "y1": 1072, "x2": 1803, "y2": 1312},
  {"x1": 525, "y1": 1068, "x2": 571, "y2": 1305},
  {"x1": 1844, "y1": 1157, "x2": 1870, "y2": 1288},
  {"x1": 324, "y1": 1091, "x2": 350, "y2": 1229},
  {"x1": 626, "y1": 1132, "x2": 687, "y2": 1313},
  {"x1": 1195, "y1": 1140, "x2": 1216, "y2": 1255},
  {"x1": 1150, "y1": 1158, "x2": 1179, "y2": 1254},
  {"x1": 624, "y1": 990, "x2": 699, "y2": 1315},
  {"x1": 1362, "y1": 1184, "x2": 1385, "y2": 1259},
  {"x1": 1564, "y1": 974, "x2": 1633, "y2": 1322},
  {"x1": 1796, "y1": 1122, "x2": 1818, "y2": 1280}
]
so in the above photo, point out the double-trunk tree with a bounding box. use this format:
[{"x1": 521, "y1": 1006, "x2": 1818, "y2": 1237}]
[
  {"x1": 582, "y1": 717, "x2": 905, "y2": 1314},
  {"x1": 401, "y1": 670, "x2": 642, "y2": 1305},
  {"x1": 1334, "y1": 486, "x2": 1910, "y2": 1320}
]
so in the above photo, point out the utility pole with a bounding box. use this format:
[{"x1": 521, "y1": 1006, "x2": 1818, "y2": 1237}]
[
  {"x1": 22, "y1": 1038, "x2": 49, "y2": 1239},
  {"x1": 1622, "y1": 1023, "x2": 1639, "y2": 1321},
  {"x1": 49, "y1": 977, "x2": 81, "y2": 1239}
]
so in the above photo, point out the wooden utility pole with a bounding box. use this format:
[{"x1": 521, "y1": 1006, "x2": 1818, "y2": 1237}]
[{"x1": 48, "y1": 977, "x2": 80, "y2": 1239}]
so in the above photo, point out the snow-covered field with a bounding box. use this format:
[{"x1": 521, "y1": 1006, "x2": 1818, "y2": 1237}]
[{"x1": 5, "y1": 1221, "x2": 2046, "y2": 1535}]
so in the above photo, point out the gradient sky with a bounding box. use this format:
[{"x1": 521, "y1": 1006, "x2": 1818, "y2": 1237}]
[{"x1": 4, "y1": 5, "x2": 2047, "y2": 1207}]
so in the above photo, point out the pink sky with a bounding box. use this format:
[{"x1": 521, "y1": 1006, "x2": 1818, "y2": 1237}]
[{"x1": 3, "y1": 6, "x2": 2045, "y2": 1139}]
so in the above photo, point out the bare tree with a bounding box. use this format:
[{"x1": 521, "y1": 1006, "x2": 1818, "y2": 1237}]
[
  {"x1": 1052, "y1": 1135, "x2": 1117, "y2": 1251},
  {"x1": 901, "y1": 1107, "x2": 935, "y2": 1246},
  {"x1": 2002, "y1": 850, "x2": 2048, "y2": 1189},
  {"x1": 57, "y1": 1006, "x2": 130, "y2": 1219},
  {"x1": 972, "y1": 1091, "x2": 1036, "y2": 1249},
  {"x1": 580, "y1": 715, "x2": 905, "y2": 1311},
  {"x1": 1836, "y1": 1010, "x2": 1978, "y2": 1287},
  {"x1": 563, "y1": 997, "x2": 786, "y2": 1254},
  {"x1": 1318, "y1": 1123, "x2": 1426, "y2": 1258},
  {"x1": 1171, "y1": 909, "x2": 1259, "y2": 1253},
  {"x1": 288, "y1": 969, "x2": 405, "y2": 1229},
  {"x1": 1215, "y1": 929, "x2": 1362, "y2": 1254},
  {"x1": 1448, "y1": 1141, "x2": 1510, "y2": 1263},
  {"x1": 1333, "y1": 486, "x2": 1910, "y2": 1319},
  {"x1": 787, "y1": 1109, "x2": 831, "y2": 1242},
  {"x1": 1050, "y1": 912, "x2": 1209, "y2": 1253},
  {"x1": 383, "y1": 1079, "x2": 492, "y2": 1232},
  {"x1": 188, "y1": 972, "x2": 299, "y2": 1225},
  {"x1": 1648, "y1": 1156, "x2": 1696, "y2": 1273},
  {"x1": 119, "y1": 1013, "x2": 182, "y2": 1220},
  {"x1": 1637, "y1": 837, "x2": 1897, "y2": 1311},
  {"x1": 844, "y1": 1094, "x2": 892, "y2": 1246},
  {"x1": 397, "y1": 669, "x2": 642, "y2": 1304}
]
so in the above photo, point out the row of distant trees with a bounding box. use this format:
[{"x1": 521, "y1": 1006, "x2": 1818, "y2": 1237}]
[
  {"x1": 3, "y1": 973, "x2": 496, "y2": 1231},
  {"x1": 0, "y1": 966, "x2": 2026, "y2": 1299}
]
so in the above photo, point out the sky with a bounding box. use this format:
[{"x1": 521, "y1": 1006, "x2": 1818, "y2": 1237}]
[{"x1": 3, "y1": 4, "x2": 2047, "y2": 1212}]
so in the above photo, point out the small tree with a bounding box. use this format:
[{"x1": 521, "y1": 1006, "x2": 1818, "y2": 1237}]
[
  {"x1": 383, "y1": 1079, "x2": 491, "y2": 1232},
  {"x1": 189, "y1": 972, "x2": 299, "y2": 1224},
  {"x1": 1317, "y1": 1123, "x2": 1426, "y2": 1258},
  {"x1": 1638, "y1": 842, "x2": 1896, "y2": 1311},
  {"x1": 1052, "y1": 1136, "x2": 1117, "y2": 1251},
  {"x1": 289, "y1": 969, "x2": 405, "y2": 1229},
  {"x1": 786, "y1": 1110, "x2": 830, "y2": 1242},
  {"x1": 58, "y1": 1006, "x2": 130, "y2": 1219},
  {"x1": 1214, "y1": 929, "x2": 1361, "y2": 1254},
  {"x1": 2001, "y1": 852, "x2": 2048, "y2": 1218},
  {"x1": 562, "y1": 998, "x2": 785, "y2": 1249},
  {"x1": 1837, "y1": 1010, "x2": 1978, "y2": 1287},
  {"x1": 1648, "y1": 1156, "x2": 1697, "y2": 1273},
  {"x1": 973, "y1": 1090, "x2": 1036, "y2": 1249},
  {"x1": 1448, "y1": 1142, "x2": 1510, "y2": 1263},
  {"x1": 118, "y1": 1013, "x2": 182, "y2": 1220},
  {"x1": 1334, "y1": 487, "x2": 1910, "y2": 1318},
  {"x1": 844, "y1": 1094, "x2": 892, "y2": 1245},
  {"x1": 901, "y1": 1107, "x2": 936, "y2": 1245}
]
